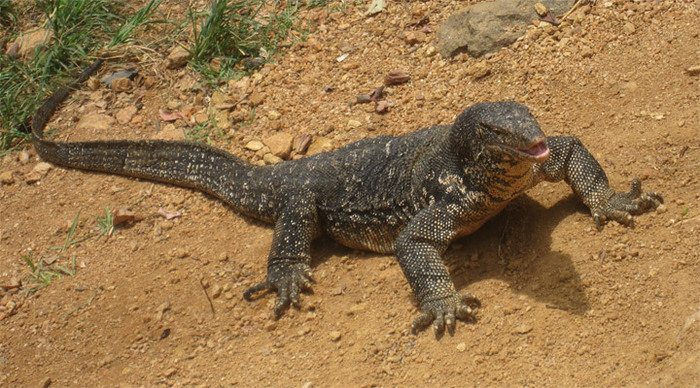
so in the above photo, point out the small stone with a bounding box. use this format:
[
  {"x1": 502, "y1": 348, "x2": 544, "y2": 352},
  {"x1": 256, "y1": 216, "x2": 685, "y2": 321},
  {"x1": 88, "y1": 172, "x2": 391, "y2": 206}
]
[
  {"x1": 463, "y1": 61, "x2": 491, "y2": 79},
  {"x1": 7, "y1": 28, "x2": 53, "y2": 59},
  {"x1": 456, "y1": 342, "x2": 467, "y2": 352},
  {"x1": 329, "y1": 331, "x2": 342, "y2": 341},
  {"x1": 534, "y1": 3, "x2": 548, "y2": 17},
  {"x1": 77, "y1": 113, "x2": 115, "y2": 131},
  {"x1": 213, "y1": 110, "x2": 231, "y2": 129},
  {"x1": 111, "y1": 77, "x2": 131, "y2": 92},
  {"x1": 0, "y1": 171, "x2": 14, "y2": 185},
  {"x1": 115, "y1": 106, "x2": 137, "y2": 124},
  {"x1": 404, "y1": 31, "x2": 426, "y2": 45},
  {"x1": 307, "y1": 137, "x2": 333, "y2": 155},
  {"x1": 655, "y1": 204, "x2": 667, "y2": 214},
  {"x1": 18, "y1": 150, "x2": 30, "y2": 164},
  {"x1": 194, "y1": 112, "x2": 209, "y2": 124},
  {"x1": 266, "y1": 110, "x2": 281, "y2": 120},
  {"x1": 39, "y1": 377, "x2": 52, "y2": 388},
  {"x1": 165, "y1": 46, "x2": 190, "y2": 69},
  {"x1": 301, "y1": 382, "x2": 313, "y2": 388},
  {"x1": 211, "y1": 90, "x2": 230, "y2": 107},
  {"x1": 248, "y1": 92, "x2": 265, "y2": 106},
  {"x1": 263, "y1": 153, "x2": 283, "y2": 165},
  {"x1": 263, "y1": 132, "x2": 294, "y2": 159},
  {"x1": 514, "y1": 324, "x2": 532, "y2": 334},
  {"x1": 347, "y1": 119, "x2": 362, "y2": 129},
  {"x1": 245, "y1": 140, "x2": 265, "y2": 151},
  {"x1": 211, "y1": 284, "x2": 222, "y2": 299},
  {"x1": 24, "y1": 172, "x2": 42, "y2": 184},
  {"x1": 33, "y1": 162, "x2": 52, "y2": 175},
  {"x1": 623, "y1": 22, "x2": 636, "y2": 35},
  {"x1": 685, "y1": 65, "x2": 700, "y2": 76}
]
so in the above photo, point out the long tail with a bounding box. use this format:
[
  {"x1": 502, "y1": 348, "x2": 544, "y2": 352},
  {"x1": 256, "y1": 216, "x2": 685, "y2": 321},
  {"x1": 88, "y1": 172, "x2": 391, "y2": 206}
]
[{"x1": 31, "y1": 59, "x2": 273, "y2": 221}]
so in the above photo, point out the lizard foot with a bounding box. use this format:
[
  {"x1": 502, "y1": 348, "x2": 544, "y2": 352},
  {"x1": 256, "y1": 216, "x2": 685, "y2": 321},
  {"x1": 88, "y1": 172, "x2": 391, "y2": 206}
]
[
  {"x1": 411, "y1": 293, "x2": 481, "y2": 337},
  {"x1": 243, "y1": 262, "x2": 314, "y2": 319},
  {"x1": 592, "y1": 178, "x2": 664, "y2": 230}
]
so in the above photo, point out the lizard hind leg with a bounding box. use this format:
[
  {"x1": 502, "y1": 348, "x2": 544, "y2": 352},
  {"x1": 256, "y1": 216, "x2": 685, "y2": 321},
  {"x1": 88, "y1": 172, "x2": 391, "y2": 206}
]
[{"x1": 243, "y1": 191, "x2": 319, "y2": 319}]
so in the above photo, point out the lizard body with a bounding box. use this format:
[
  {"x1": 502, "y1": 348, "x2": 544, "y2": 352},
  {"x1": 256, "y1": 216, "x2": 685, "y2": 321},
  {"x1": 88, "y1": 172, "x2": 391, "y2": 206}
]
[{"x1": 31, "y1": 60, "x2": 663, "y2": 334}]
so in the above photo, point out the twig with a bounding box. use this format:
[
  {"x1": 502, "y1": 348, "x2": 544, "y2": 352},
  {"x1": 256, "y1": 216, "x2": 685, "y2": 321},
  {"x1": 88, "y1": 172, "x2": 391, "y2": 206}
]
[{"x1": 199, "y1": 278, "x2": 215, "y2": 316}]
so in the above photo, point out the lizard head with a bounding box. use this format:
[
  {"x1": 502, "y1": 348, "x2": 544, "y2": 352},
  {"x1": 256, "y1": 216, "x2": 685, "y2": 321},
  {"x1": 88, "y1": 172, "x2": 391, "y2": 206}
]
[{"x1": 455, "y1": 101, "x2": 550, "y2": 163}]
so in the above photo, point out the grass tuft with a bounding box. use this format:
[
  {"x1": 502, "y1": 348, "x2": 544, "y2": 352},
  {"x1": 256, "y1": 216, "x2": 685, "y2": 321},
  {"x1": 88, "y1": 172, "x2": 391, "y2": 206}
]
[
  {"x1": 0, "y1": 0, "x2": 17, "y2": 28},
  {"x1": 0, "y1": 0, "x2": 160, "y2": 150},
  {"x1": 190, "y1": 0, "x2": 299, "y2": 80},
  {"x1": 23, "y1": 254, "x2": 77, "y2": 291},
  {"x1": 96, "y1": 207, "x2": 114, "y2": 236}
]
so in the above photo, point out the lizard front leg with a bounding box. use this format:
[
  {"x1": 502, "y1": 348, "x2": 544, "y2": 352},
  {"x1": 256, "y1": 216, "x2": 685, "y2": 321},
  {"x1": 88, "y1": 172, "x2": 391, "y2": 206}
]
[
  {"x1": 538, "y1": 136, "x2": 663, "y2": 229},
  {"x1": 394, "y1": 203, "x2": 481, "y2": 336},
  {"x1": 243, "y1": 191, "x2": 319, "y2": 318}
]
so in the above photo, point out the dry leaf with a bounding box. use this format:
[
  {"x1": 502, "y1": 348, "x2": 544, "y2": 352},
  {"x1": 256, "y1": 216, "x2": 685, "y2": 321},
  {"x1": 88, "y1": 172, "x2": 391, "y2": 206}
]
[
  {"x1": 158, "y1": 208, "x2": 182, "y2": 220},
  {"x1": 384, "y1": 71, "x2": 410, "y2": 86},
  {"x1": 159, "y1": 109, "x2": 184, "y2": 122}
]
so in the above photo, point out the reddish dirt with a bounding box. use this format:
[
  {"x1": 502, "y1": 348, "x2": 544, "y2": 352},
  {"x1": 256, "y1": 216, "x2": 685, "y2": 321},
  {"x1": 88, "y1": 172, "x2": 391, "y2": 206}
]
[{"x1": 1, "y1": 1, "x2": 699, "y2": 386}]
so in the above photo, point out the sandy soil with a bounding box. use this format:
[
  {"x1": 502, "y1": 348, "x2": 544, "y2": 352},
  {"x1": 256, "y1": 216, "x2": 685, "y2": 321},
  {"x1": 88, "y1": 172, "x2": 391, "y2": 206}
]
[{"x1": 1, "y1": 0, "x2": 699, "y2": 386}]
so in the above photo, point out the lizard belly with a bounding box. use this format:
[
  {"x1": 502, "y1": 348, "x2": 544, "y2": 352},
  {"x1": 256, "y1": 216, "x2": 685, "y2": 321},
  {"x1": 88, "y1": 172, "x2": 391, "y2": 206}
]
[
  {"x1": 455, "y1": 200, "x2": 511, "y2": 238},
  {"x1": 322, "y1": 210, "x2": 407, "y2": 254}
]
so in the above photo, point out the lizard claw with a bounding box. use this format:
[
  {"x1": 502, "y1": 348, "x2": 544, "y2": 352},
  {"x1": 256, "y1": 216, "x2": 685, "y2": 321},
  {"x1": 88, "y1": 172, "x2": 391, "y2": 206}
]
[
  {"x1": 243, "y1": 262, "x2": 314, "y2": 319},
  {"x1": 411, "y1": 293, "x2": 480, "y2": 337},
  {"x1": 591, "y1": 178, "x2": 663, "y2": 230}
]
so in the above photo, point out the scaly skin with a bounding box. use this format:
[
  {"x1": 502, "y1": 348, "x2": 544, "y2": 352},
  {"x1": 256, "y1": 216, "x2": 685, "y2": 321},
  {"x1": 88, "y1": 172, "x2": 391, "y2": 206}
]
[{"x1": 31, "y1": 60, "x2": 663, "y2": 336}]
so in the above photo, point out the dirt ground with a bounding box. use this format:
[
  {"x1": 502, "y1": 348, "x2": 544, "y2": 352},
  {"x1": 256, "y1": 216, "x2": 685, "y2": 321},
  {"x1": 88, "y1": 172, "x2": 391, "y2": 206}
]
[{"x1": 1, "y1": 0, "x2": 699, "y2": 386}]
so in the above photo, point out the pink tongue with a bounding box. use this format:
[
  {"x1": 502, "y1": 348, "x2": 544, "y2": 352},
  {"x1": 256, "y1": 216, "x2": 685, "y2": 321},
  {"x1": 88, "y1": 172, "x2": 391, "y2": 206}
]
[{"x1": 521, "y1": 142, "x2": 549, "y2": 157}]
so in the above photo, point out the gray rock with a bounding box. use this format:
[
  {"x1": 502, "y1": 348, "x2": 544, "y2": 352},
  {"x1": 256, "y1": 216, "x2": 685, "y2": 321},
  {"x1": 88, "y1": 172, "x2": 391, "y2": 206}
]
[{"x1": 437, "y1": 0, "x2": 574, "y2": 58}]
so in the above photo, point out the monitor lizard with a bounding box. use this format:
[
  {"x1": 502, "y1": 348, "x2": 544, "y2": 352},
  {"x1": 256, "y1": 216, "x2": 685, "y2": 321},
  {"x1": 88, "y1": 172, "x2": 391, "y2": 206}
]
[{"x1": 31, "y1": 59, "x2": 663, "y2": 335}]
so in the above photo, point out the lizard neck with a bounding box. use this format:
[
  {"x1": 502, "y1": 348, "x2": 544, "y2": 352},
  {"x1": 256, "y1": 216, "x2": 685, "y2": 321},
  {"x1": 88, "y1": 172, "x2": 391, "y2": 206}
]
[{"x1": 447, "y1": 113, "x2": 536, "y2": 201}]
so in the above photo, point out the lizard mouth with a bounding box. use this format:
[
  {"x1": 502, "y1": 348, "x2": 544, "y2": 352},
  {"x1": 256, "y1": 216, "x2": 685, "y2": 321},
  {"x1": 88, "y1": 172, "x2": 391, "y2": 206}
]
[
  {"x1": 500, "y1": 140, "x2": 550, "y2": 162},
  {"x1": 517, "y1": 141, "x2": 550, "y2": 161}
]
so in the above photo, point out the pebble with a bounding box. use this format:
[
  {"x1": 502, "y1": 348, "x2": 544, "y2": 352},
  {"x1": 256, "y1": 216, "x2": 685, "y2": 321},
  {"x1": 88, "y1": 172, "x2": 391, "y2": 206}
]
[
  {"x1": 111, "y1": 77, "x2": 132, "y2": 92},
  {"x1": 115, "y1": 106, "x2": 137, "y2": 124},
  {"x1": 685, "y1": 65, "x2": 700, "y2": 76},
  {"x1": 245, "y1": 140, "x2": 265, "y2": 151},
  {"x1": 347, "y1": 119, "x2": 362, "y2": 129},
  {"x1": 623, "y1": 22, "x2": 636, "y2": 35},
  {"x1": 18, "y1": 150, "x2": 30, "y2": 164},
  {"x1": 0, "y1": 171, "x2": 14, "y2": 185},
  {"x1": 263, "y1": 153, "x2": 283, "y2": 165},
  {"x1": 456, "y1": 342, "x2": 467, "y2": 352},
  {"x1": 329, "y1": 331, "x2": 342, "y2": 342},
  {"x1": 463, "y1": 61, "x2": 491, "y2": 79},
  {"x1": 165, "y1": 46, "x2": 190, "y2": 69},
  {"x1": 655, "y1": 204, "x2": 667, "y2": 214},
  {"x1": 263, "y1": 132, "x2": 294, "y2": 159},
  {"x1": 39, "y1": 377, "x2": 52, "y2": 388},
  {"x1": 534, "y1": 3, "x2": 548, "y2": 17},
  {"x1": 266, "y1": 110, "x2": 281, "y2": 120},
  {"x1": 211, "y1": 284, "x2": 222, "y2": 299},
  {"x1": 514, "y1": 324, "x2": 533, "y2": 334}
]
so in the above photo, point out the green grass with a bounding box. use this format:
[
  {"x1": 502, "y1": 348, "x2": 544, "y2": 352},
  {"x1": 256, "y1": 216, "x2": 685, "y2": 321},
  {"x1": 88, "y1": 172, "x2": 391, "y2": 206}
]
[
  {"x1": 50, "y1": 212, "x2": 90, "y2": 251},
  {"x1": 0, "y1": 0, "x2": 161, "y2": 150},
  {"x1": 23, "y1": 254, "x2": 77, "y2": 291},
  {"x1": 190, "y1": 0, "x2": 299, "y2": 81},
  {"x1": 96, "y1": 207, "x2": 114, "y2": 236},
  {"x1": 0, "y1": 0, "x2": 17, "y2": 28}
]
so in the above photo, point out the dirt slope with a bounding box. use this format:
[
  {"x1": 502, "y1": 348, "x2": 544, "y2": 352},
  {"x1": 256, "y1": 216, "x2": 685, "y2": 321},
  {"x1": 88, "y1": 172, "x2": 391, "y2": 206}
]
[{"x1": 1, "y1": 1, "x2": 699, "y2": 386}]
